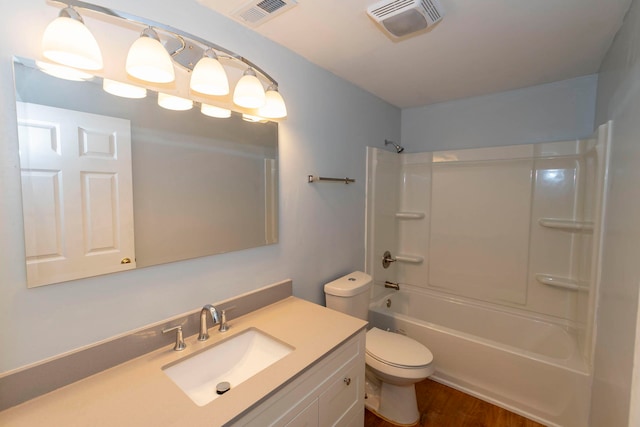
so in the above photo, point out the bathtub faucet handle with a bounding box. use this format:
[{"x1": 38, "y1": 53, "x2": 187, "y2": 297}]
[
  {"x1": 382, "y1": 251, "x2": 397, "y2": 269},
  {"x1": 384, "y1": 281, "x2": 400, "y2": 290}
]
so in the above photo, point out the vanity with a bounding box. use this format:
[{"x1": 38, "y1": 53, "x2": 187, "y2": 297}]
[{"x1": 0, "y1": 294, "x2": 367, "y2": 426}]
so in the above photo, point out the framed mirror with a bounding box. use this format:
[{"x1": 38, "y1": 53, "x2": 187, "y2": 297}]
[{"x1": 13, "y1": 57, "x2": 278, "y2": 287}]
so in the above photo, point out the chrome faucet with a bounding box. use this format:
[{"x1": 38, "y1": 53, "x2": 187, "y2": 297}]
[
  {"x1": 384, "y1": 281, "x2": 400, "y2": 290},
  {"x1": 198, "y1": 304, "x2": 220, "y2": 341}
]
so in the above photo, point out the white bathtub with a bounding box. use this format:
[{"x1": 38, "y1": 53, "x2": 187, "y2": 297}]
[{"x1": 368, "y1": 287, "x2": 592, "y2": 427}]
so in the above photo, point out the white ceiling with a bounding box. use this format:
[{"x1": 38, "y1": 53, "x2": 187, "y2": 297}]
[{"x1": 199, "y1": 0, "x2": 631, "y2": 108}]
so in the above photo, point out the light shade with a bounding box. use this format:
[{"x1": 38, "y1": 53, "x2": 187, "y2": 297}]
[
  {"x1": 259, "y1": 85, "x2": 287, "y2": 119},
  {"x1": 126, "y1": 28, "x2": 175, "y2": 83},
  {"x1": 201, "y1": 103, "x2": 231, "y2": 118},
  {"x1": 190, "y1": 50, "x2": 229, "y2": 96},
  {"x1": 233, "y1": 68, "x2": 265, "y2": 109},
  {"x1": 103, "y1": 79, "x2": 147, "y2": 99},
  {"x1": 36, "y1": 60, "x2": 94, "y2": 81},
  {"x1": 42, "y1": 8, "x2": 103, "y2": 70},
  {"x1": 158, "y1": 93, "x2": 193, "y2": 111}
]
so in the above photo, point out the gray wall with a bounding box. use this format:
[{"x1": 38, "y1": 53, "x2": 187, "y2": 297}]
[
  {"x1": 401, "y1": 74, "x2": 597, "y2": 151},
  {"x1": 592, "y1": 0, "x2": 640, "y2": 424},
  {"x1": 0, "y1": 0, "x2": 400, "y2": 372}
]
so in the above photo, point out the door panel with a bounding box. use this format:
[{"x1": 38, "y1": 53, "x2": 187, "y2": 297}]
[{"x1": 17, "y1": 102, "x2": 136, "y2": 287}]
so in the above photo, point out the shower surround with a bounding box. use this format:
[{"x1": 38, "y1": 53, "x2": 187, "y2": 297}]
[{"x1": 365, "y1": 124, "x2": 610, "y2": 426}]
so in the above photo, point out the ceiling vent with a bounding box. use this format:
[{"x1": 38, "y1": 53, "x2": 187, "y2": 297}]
[
  {"x1": 367, "y1": 0, "x2": 445, "y2": 38},
  {"x1": 232, "y1": 0, "x2": 298, "y2": 27}
]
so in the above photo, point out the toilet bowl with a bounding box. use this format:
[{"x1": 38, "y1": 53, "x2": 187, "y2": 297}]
[
  {"x1": 365, "y1": 327, "x2": 434, "y2": 425},
  {"x1": 324, "y1": 271, "x2": 434, "y2": 426}
]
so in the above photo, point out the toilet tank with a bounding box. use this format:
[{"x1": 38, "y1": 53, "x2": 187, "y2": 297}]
[{"x1": 324, "y1": 271, "x2": 373, "y2": 320}]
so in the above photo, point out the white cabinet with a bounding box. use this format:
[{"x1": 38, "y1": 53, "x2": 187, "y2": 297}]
[
  {"x1": 285, "y1": 400, "x2": 318, "y2": 427},
  {"x1": 318, "y1": 359, "x2": 363, "y2": 427},
  {"x1": 234, "y1": 329, "x2": 365, "y2": 427}
]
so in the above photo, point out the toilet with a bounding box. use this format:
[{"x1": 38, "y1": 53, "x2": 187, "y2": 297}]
[{"x1": 324, "y1": 271, "x2": 434, "y2": 426}]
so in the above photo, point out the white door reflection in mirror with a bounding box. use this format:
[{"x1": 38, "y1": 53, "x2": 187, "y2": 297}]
[{"x1": 17, "y1": 102, "x2": 135, "y2": 287}]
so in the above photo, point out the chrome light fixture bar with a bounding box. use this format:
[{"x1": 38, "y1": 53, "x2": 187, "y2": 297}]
[{"x1": 44, "y1": 0, "x2": 286, "y2": 118}]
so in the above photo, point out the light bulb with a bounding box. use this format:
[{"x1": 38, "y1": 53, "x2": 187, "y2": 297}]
[
  {"x1": 190, "y1": 50, "x2": 229, "y2": 96},
  {"x1": 41, "y1": 7, "x2": 103, "y2": 70},
  {"x1": 126, "y1": 28, "x2": 175, "y2": 84},
  {"x1": 233, "y1": 68, "x2": 265, "y2": 109}
]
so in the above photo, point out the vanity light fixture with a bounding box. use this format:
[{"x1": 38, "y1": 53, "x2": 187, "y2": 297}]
[
  {"x1": 41, "y1": 6, "x2": 103, "y2": 70},
  {"x1": 42, "y1": 0, "x2": 287, "y2": 119},
  {"x1": 190, "y1": 49, "x2": 229, "y2": 96},
  {"x1": 158, "y1": 93, "x2": 193, "y2": 111},
  {"x1": 126, "y1": 27, "x2": 175, "y2": 84},
  {"x1": 201, "y1": 103, "x2": 232, "y2": 118},
  {"x1": 259, "y1": 84, "x2": 287, "y2": 119},
  {"x1": 36, "y1": 60, "x2": 94, "y2": 81},
  {"x1": 233, "y1": 68, "x2": 266, "y2": 109},
  {"x1": 103, "y1": 78, "x2": 147, "y2": 99}
]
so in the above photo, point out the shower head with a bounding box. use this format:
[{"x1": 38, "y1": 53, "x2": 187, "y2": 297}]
[{"x1": 384, "y1": 139, "x2": 404, "y2": 153}]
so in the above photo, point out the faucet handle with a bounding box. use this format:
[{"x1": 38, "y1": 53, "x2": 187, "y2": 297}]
[
  {"x1": 218, "y1": 306, "x2": 236, "y2": 332},
  {"x1": 162, "y1": 325, "x2": 186, "y2": 351},
  {"x1": 219, "y1": 310, "x2": 229, "y2": 333}
]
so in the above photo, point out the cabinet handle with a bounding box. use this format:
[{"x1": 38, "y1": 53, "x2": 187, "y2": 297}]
[{"x1": 343, "y1": 377, "x2": 351, "y2": 386}]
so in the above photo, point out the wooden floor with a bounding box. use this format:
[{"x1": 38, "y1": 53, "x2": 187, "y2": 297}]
[{"x1": 364, "y1": 379, "x2": 545, "y2": 427}]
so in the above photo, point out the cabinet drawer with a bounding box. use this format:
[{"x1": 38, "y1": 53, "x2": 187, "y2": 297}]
[{"x1": 318, "y1": 358, "x2": 364, "y2": 427}]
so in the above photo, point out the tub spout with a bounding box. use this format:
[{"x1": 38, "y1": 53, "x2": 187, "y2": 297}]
[{"x1": 385, "y1": 281, "x2": 400, "y2": 290}]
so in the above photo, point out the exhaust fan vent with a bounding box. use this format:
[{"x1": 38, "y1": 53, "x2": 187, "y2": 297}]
[
  {"x1": 258, "y1": 0, "x2": 287, "y2": 14},
  {"x1": 367, "y1": 0, "x2": 444, "y2": 38},
  {"x1": 233, "y1": 0, "x2": 298, "y2": 27}
]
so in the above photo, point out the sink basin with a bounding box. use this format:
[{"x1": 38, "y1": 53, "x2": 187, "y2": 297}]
[{"x1": 162, "y1": 328, "x2": 294, "y2": 406}]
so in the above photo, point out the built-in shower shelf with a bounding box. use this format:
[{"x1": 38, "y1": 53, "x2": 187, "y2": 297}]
[
  {"x1": 535, "y1": 274, "x2": 588, "y2": 292},
  {"x1": 538, "y1": 218, "x2": 594, "y2": 232},
  {"x1": 395, "y1": 254, "x2": 424, "y2": 264},
  {"x1": 395, "y1": 212, "x2": 425, "y2": 219}
]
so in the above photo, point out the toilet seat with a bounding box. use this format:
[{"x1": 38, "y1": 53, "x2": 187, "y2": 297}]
[{"x1": 366, "y1": 327, "x2": 433, "y2": 368}]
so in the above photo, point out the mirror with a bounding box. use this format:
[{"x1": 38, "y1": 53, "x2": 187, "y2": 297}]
[{"x1": 13, "y1": 57, "x2": 278, "y2": 287}]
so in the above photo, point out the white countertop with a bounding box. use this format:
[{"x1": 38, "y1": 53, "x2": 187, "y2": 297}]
[{"x1": 0, "y1": 297, "x2": 367, "y2": 426}]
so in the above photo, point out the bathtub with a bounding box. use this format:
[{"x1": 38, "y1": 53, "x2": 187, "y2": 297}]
[{"x1": 368, "y1": 287, "x2": 592, "y2": 427}]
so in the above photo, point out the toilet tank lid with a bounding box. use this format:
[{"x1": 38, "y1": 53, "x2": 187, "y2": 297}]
[{"x1": 324, "y1": 271, "x2": 372, "y2": 297}]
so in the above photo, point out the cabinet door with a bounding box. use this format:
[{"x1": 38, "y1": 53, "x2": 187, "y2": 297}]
[
  {"x1": 233, "y1": 330, "x2": 365, "y2": 427},
  {"x1": 285, "y1": 399, "x2": 319, "y2": 427},
  {"x1": 318, "y1": 360, "x2": 364, "y2": 427}
]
